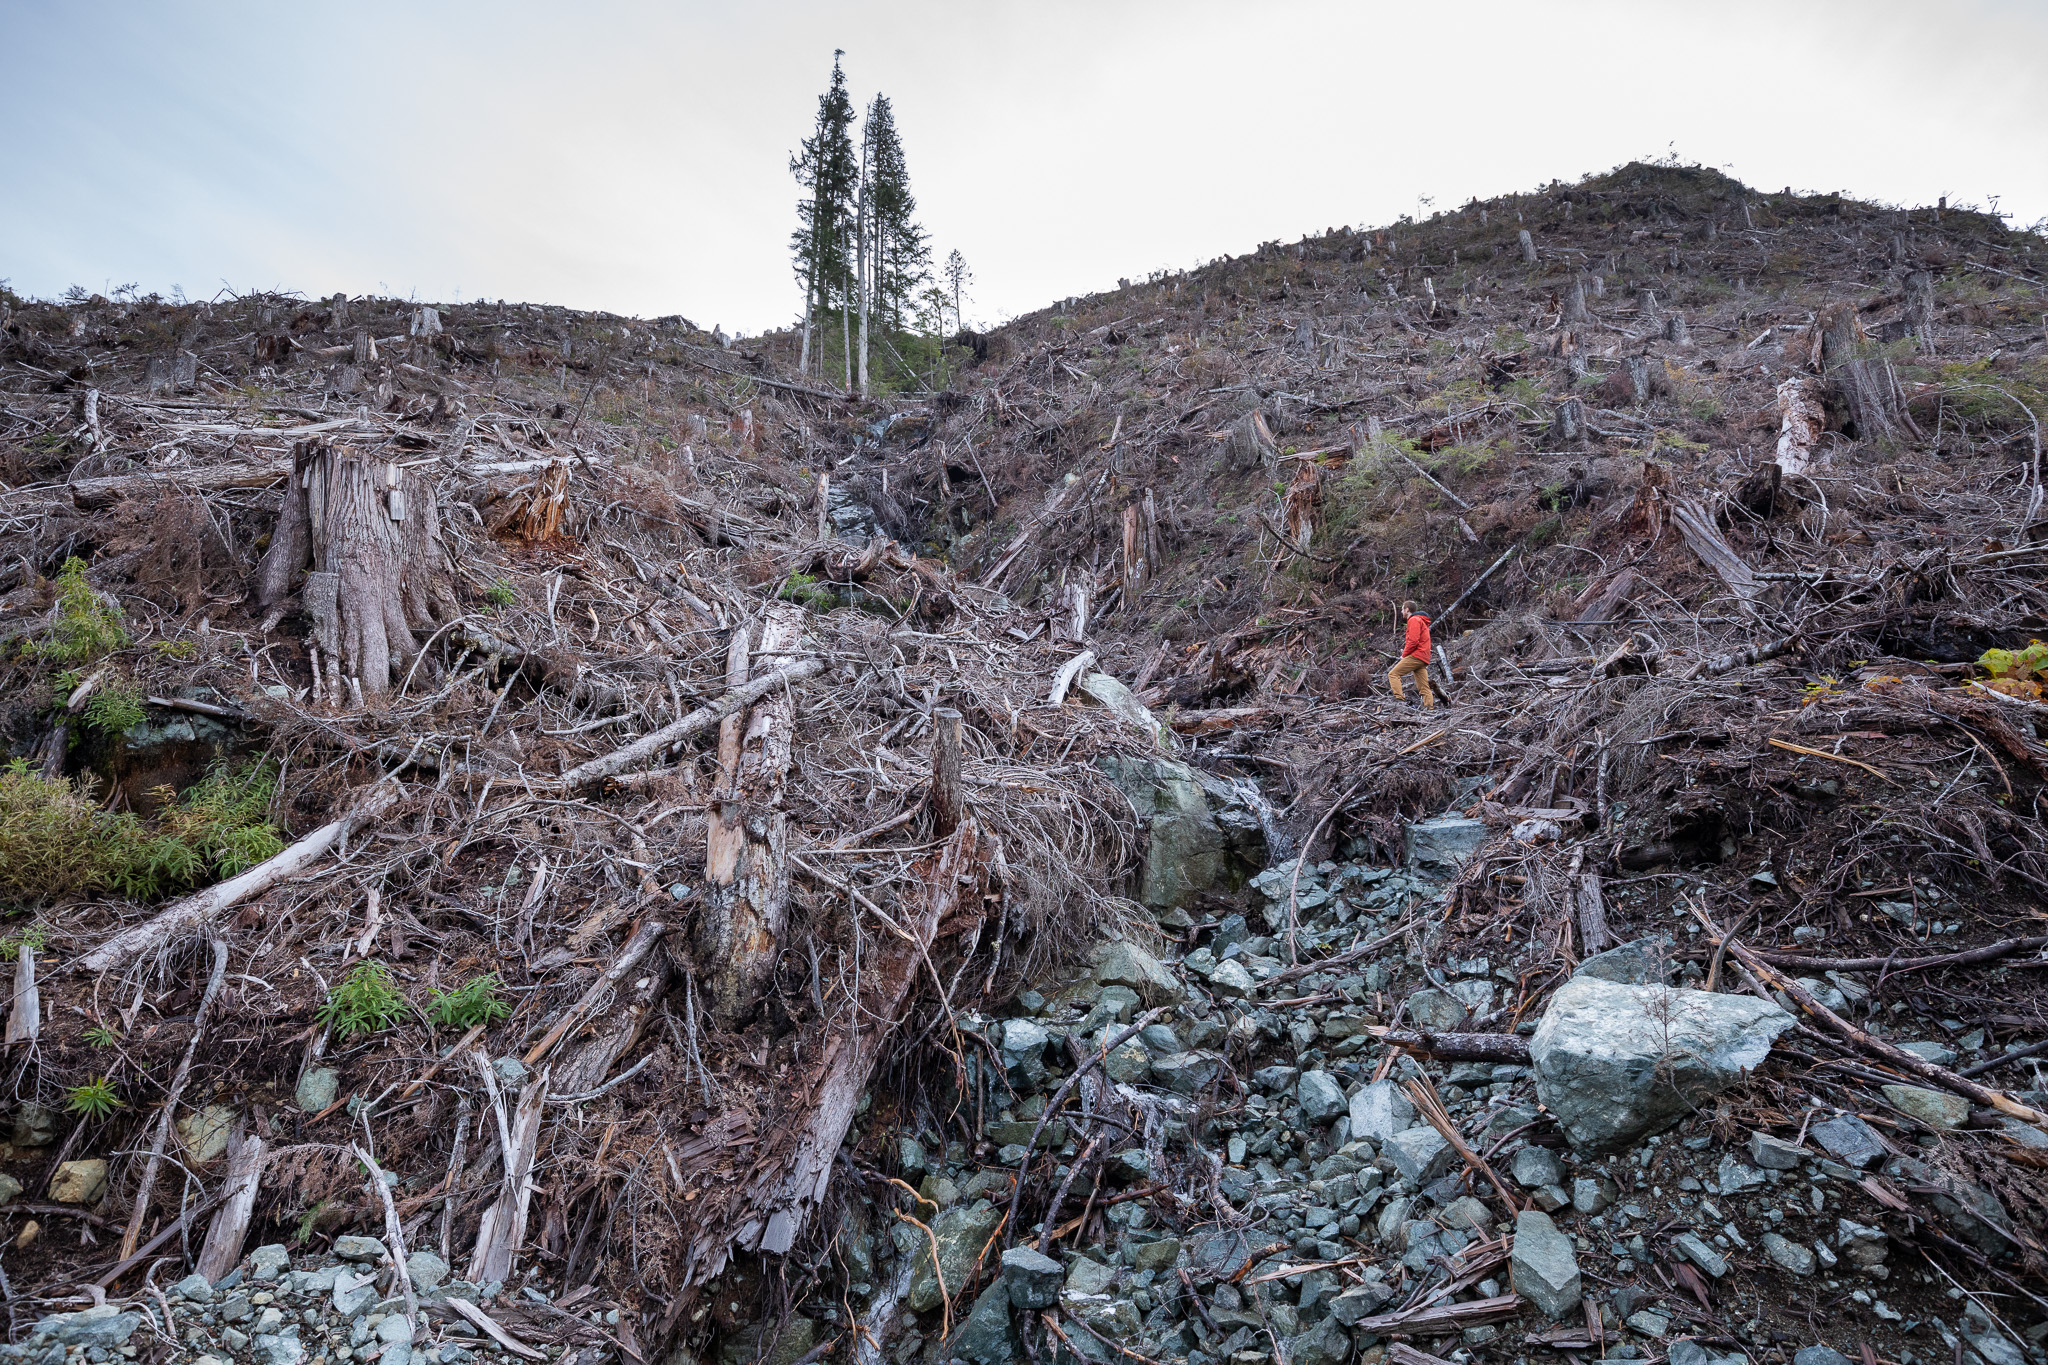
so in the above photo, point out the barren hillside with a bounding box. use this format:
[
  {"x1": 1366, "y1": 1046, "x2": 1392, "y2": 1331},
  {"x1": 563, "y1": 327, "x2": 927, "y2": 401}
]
[{"x1": 2, "y1": 162, "x2": 2047, "y2": 1365}]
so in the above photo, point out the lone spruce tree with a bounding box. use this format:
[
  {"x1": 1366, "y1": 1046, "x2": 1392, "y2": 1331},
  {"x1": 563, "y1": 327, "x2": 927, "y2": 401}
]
[
  {"x1": 790, "y1": 52, "x2": 858, "y2": 378},
  {"x1": 864, "y1": 94, "x2": 930, "y2": 335}
]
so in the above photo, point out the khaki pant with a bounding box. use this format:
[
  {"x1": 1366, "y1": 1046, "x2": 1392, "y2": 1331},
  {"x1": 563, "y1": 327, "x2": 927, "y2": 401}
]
[{"x1": 1388, "y1": 655, "x2": 1434, "y2": 708}]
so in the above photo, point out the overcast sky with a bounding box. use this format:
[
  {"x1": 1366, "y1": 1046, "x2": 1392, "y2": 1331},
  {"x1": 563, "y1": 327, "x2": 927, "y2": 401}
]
[{"x1": 4, "y1": 1, "x2": 2045, "y2": 334}]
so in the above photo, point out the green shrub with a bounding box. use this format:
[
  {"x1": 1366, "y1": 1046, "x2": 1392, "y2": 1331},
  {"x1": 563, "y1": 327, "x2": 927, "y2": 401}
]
[
  {"x1": 483, "y1": 579, "x2": 516, "y2": 608},
  {"x1": 319, "y1": 960, "x2": 406, "y2": 1040},
  {"x1": 429, "y1": 974, "x2": 510, "y2": 1030},
  {"x1": 36, "y1": 558, "x2": 128, "y2": 665},
  {"x1": 81, "y1": 677, "x2": 145, "y2": 736},
  {"x1": 0, "y1": 758, "x2": 284, "y2": 905}
]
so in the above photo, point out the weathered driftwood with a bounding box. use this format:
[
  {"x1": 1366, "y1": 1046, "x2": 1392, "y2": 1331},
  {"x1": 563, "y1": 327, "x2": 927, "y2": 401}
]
[
  {"x1": 1376, "y1": 1030, "x2": 1532, "y2": 1064},
  {"x1": 194, "y1": 1126, "x2": 268, "y2": 1281},
  {"x1": 468, "y1": 1051, "x2": 549, "y2": 1285},
  {"x1": 1670, "y1": 498, "x2": 1759, "y2": 609},
  {"x1": 5, "y1": 949, "x2": 38, "y2": 1046},
  {"x1": 78, "y1": 782, "x2": 402, "y2": 975},
  {"x1": 931, "y1": 707, "x2": 964, "y2": 835}
]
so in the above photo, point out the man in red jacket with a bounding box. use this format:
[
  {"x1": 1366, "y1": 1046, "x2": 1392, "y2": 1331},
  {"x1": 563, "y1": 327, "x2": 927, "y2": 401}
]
[{"x1": 1388, "y1": 599, "x2": 1434, "y2": 709}]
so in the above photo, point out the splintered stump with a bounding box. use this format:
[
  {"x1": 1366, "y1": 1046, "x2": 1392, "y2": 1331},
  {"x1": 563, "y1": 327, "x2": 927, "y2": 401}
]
[
  {"x1": 257, "y1": 439, "x2": 458, "y2": 703},
  {"x1": 698, "y1": 602, "x2": 806, "y2": 1022}
]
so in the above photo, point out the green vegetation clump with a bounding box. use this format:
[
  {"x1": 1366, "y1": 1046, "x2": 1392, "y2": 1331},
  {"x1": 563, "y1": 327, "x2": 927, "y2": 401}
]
[
  {"x1": 36, "y1": 558, "x2": 128, "y2": 665},
  {"x1": 430, "y1": 973, "x2": 511, "y2": 1029},
  {"x1": 81, "y1": 676, "x2": 145, "y2": 735},
  {"x1": 483, "y1": 579, "x2": 516, "y2": 608},
  {"x1": 65, "y1": 1076, "x2": 121, "y2": 1121},
  {"x1": 780, "y1": 572, "x2": 837, "y2": 612},
  {"x1": 319, "y1": 960, "x2": 406, "y2": 1040},
  {"x1": 0, "y1": 758, "x2": 284, "y2": 905}
]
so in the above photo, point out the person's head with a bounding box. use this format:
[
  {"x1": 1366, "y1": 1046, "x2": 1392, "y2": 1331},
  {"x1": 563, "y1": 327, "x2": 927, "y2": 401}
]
[{"x1": 1401, "y1": 599, "x2": 1423, "y2": 617}]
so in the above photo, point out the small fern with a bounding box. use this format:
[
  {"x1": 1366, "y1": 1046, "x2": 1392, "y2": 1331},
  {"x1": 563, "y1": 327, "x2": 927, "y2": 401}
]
[
  {"x1": 319, "y1": 960, "x2": 405, "y2": 1039},
  {"x1": 37, "y1": 558, "x2": 128, "y2": 666},
  {"x1": 83, "y1": 1023, "x2": 119, "y2": 1048},
  {"x1": 81, "y1": 677, "x2": 145, "y2": 736}
]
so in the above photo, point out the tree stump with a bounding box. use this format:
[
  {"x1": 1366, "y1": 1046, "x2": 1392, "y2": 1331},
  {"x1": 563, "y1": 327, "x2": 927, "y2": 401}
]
[
  {"x1": 1562, "y1": 278, "x2": 1592, "y2": 325},
  {"x1": 256, "y1": 439, "x2": 459, "y2": 704},
  {"x1": 1518, "y1": 229, "x2": 1536, "y2": 263},
  {"x1": 1551, "y1": 397, "x2": 1586, "y2": 446}
]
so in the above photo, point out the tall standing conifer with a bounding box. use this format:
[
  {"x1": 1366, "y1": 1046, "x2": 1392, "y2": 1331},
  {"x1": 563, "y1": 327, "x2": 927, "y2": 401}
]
[{"x1": 790, "y1": 52, "x2": 858, "y2": 378}]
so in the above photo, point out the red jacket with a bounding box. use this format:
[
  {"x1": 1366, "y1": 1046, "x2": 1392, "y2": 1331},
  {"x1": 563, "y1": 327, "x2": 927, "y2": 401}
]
[{"x1": 1402, "y1": 614, "x2": 1432, "y2": 660}]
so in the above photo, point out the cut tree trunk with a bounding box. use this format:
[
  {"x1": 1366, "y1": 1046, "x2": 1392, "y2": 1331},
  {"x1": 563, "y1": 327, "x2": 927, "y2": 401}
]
[
  {"x1": 255, "y1": 439, "x2": 459, "y2": 704},
  {"x1": 1775, "y1": 376, "x2": 1827, "y2": 476},
  {"x1": 1670, "y1": 498, "x2": 1759, "y2": 612},
  {"x1": 1562, "y1": 278, "x2": 1591, "y2": 325},
  {"x1": 468, "y1": 1051, "x2": 547, "y2": 1286},
  {"x1": 698, "y1": 604, "x2": 805, "y2": 1023},
  {"x1": 1819, "y1": 304, "x2": 1917, "y2": 445}
]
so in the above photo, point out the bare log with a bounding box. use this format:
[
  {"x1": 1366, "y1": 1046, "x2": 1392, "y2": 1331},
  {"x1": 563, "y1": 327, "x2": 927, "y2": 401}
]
[
  {"x1": 5, "y1": 948, "x2": 39, "y2": 1046},
  {"x1": 119, "y1": 939, "x2": 227, "y2": 1260},
  {"x1": 1670, "y1": 498, "x2": 1759, "y2": 609},
  {"x1": 468, "y1": 1052, "x2": 548, "y2": 1285},
  {"x1": 521, "y1": 919, "x2": 671, "y2": 1069},
  {"x1": 557, "y1": 657, "x2": 825, "y2": 792},
  {"x1": 78, "y1": 783, "x2": 401, "y2": 974},
  {"x1": 1376, "y1": 1030, "x2": 1532, "y2": 1064}
]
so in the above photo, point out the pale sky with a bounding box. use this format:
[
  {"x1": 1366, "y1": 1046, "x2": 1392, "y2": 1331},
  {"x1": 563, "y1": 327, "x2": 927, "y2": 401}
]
[{"x1": 4, "y1": 1, "x2": 2045, "y2": 335}]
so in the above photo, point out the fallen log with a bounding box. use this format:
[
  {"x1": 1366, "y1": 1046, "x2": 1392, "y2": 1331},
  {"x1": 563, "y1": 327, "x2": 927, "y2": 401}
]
[
  {"x1": 119, "y1": 939, "x2": 227, "y2": 1260},
  {"x1": 1375, "y1": 1029, "x2": 1532, "y2": 1064},
  {"x1": 77, "y1": 781, "x2": 402, "y2": 975},
  {"x1": 557, "y1": 657, "x2": 825, "y2": 792},
  {"x1": 194, "y1": 1127, "x2": 268, "y2": 1281},
  {"x1": 1749, "y1": 935, "x2": 2048, "y2": 974}
]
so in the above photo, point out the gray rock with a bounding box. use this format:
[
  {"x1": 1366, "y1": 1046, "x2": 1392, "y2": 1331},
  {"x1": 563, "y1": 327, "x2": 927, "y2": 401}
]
[
  {"x1": 1626, "y1": 1311, "x2": 1672, "y2": 1337},
  {"x1": 10, "y1": 1102, "x2": 58, "y2": 1147},
  {"x1": 1747, "y1": 1131, "x2": 1806, "y2": 1170},
  {"x1": 898, "y1": 1136, "x2": 929, "y2": 1175},
  {"x1": 1960, "y1": 1306, "x2": 2028, "y2": 1365},
  {"x1": 1253, "y1": 1065, "x2": 1300, "y2": 1092},
  {"x1": 1714, "y1": 1154, "x2": 1763, "y2": 1195},
  {"x1": 1571, "y1": 1175, "x2": 1616, "y2": 1214},
  {"x1": 1404, "y1": 817, "x2": 1488, "y2": 876},
  {"x1": 1405, "y1": 988, "x2": 1468, "y2": 1033},
  {"x1": 1810, "y1": 1114, "x2": 1888, "y2": 1169},
  {"x1": 1134, "y1": 1237, "x2": 1181, "y2": 1270},
  {"x1": 1209, "y1": 958, "x2": 1256, "y2": 999},
  {"x1": 1329, "y1": 1279, "x2": 1396, "y2": 1326},
  {"x1": 295, "y1": 1067, "x2": 340, "y2": 1114},
  {"x1": 492, "y1": 1056, "x2": 529, "y2": 1090},
  {"x1": 1511, "y1": 1146, "x2": 1562, "y2": 1189},
  {"x1": 334, "y1": 1235, "x2": 389, "y2": 1263},
  {"x1": 1794, "y1": 1348, "x2": 1854, "y2": 1365},
  {"x1": 1880, "y1": 1084, "x2": 1969, "y2": 1129},
  {"x1": 31, "y1": 1307, "x2": 143, "y2": 1348},
  {"x1": 253, "y1": 1335, "x2": 305, "y2": 1365},
  {"x1": 1096, "y1": 755, "x2": 1232, "y2": 908},
  {"x1": 1440, "y1": 1196, "x2": 1492, "y2": 1231},
  {"x1": 1762, "y1": 1232, "x2": 1815, "y2": 1275},
  {"x1": 377, "y1": 1313, "x2": 415, "y2": 1348},
  {"x1": 1298, "y1": 1071, "x2": 1348, "y2": 1125},
  {"x1": 1897, "y1": 1040, "x2": 1958, "y2": 1067},
  {"x1": 1510, "y1": 1210, "x2": 1581, "y2": 1320},
  {"x1": 0, "y1": 1173, "x2": 19, "y2": 1206},
  {"x1": 1669, "y1": 1342, "x2": 1711, "y2": 1365},
  {"x1": 1066, "y1": 1256, "x2": 1116, "y2": 1297},
  {"x1": 1531, "y1": 1183, "x2": 1571, "y2": 1213},
  {"x1": 1103, "y1": 1040, "x2": 1152, "y2": 1084},
  {"x1": 1573, "y1": 936, "x2": 1675, "y2": 986},
  {"x1": 1000, "y1": 1018, "x2": 1051, "y2": 1090},
  {"x1": 1673, "y1": 1231, "x2": 1729, "y2": 1278},
  {"x1": 334, "y1": 1269, "x2": 379, "y2": 1315},
  {"x1": 1290, "y1": 1312, "x2": 1353, "y2": 1365},
  {"x1": 1529, "y1": 976, "x2": 1794, "y2": 1152},
  {"x1": 250, "y1": 1244, "x2": 291, "y2": 1280},
  {"x1": 1835, "y1": 1219, "x2": 1887, "y2": 1268},
  {"x1": 48, "y1": 1158, "x2": 108, "y2": 1203},
  {"x1": 1002, "y1": 1246, "x2": 1066, "y2": 1310},
  {"x1": 1151, "y1": 1050, "x2": 1222, "y2": 1095},
  {"x1": 1092, "y1": 940, "x2": 1182, "y2": 1006},
  {"x1": 1383, "y1": 1126, "x2": 1454, "y2": 1184},
  {"x1": 907, "y1": 1200, "x2": 1003, "y2": 1313},
  {"x1": 172, "y1": 1273, "x2": 214, "y2": 1302},
  {"x1": 1138, "y1": 1023, "x2": 1182, "y2": 1055},
  {"x1": 1349, "y1": 1079, "x2": 1416, "y2": 1142},
  {"x1": 949, "y1": 1282, "x2": 1020, "y2": 1365}
]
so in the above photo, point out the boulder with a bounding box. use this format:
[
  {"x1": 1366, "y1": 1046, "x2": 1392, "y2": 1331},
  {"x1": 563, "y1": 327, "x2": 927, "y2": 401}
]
[
  {"x1": 11, "y1": 1103, "x2": 58, "y2": 1147},
  {"x1": 999, "y1": 1018, "x2": 1051, "y2": 1090},
  {"x1": 1511, "y1": 1146, "x2": 1562, "y2": 1189},
  {"x1": 907, "y1": 1200, "x2": 1003, "y2": 1313},
  {"x1": 1151, "y1": 1050, "x2": 1223, "y2": 1096},
  {"x1": 1096, "y1": 755, "x2": 1233, "y2": 908},
  {"x1": 333, "y1": 1234, "x2": 389, "y2": 1262},
  {"x1": 1529, "y1": 977, "x2": 1793, "y2": 1152},
  {"x1": 31, "y1": 1306, "x2": 143, "y2": 1348},
  {"x1": 1762, "y1": 1232, "x2": 1815, "y2": 1275},
  {"x1": 1510, "y1": 1210, "x2": 1581, "y2": 1320},
  {"x1": 1403, "y1": 817, "x2": 1488, "y2": 876},
  {"x1": 176, "y1": 1104, "x2": 236, "y2": 1164},
  {"x1": 1290, "y1": 1312, "x2": 1353, "y2": 1365},
  {"x1": 949, "y1": 1282, "x2": 1020, "y2": 1365},
  {"x1": 1297, "y1": 1071, "x2": 1347, "y2": 1125},
  {"x1": 1383, "y1": 1126, "x2": 1454, "y2": 1184},
  {"x1": 1747, "y1": 1131, "x2": 1806, "y2": 1171},
  {"x1": 1092, "y1": 940, "x2": 1182, "y2": 1006},
  {"x1": 1078, "y1": 673, "x2": 1174, "y2": 750},
  {"x1": 1348, "y1": 1079, "x2": 1415, "y2": 1142},
  {"x1": 1209, "y1": 959, "x2": 1256, "y2": 999},
  {"x1": 1001, "y1": 1246, "x2": 1066, "y2": 1310}
]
